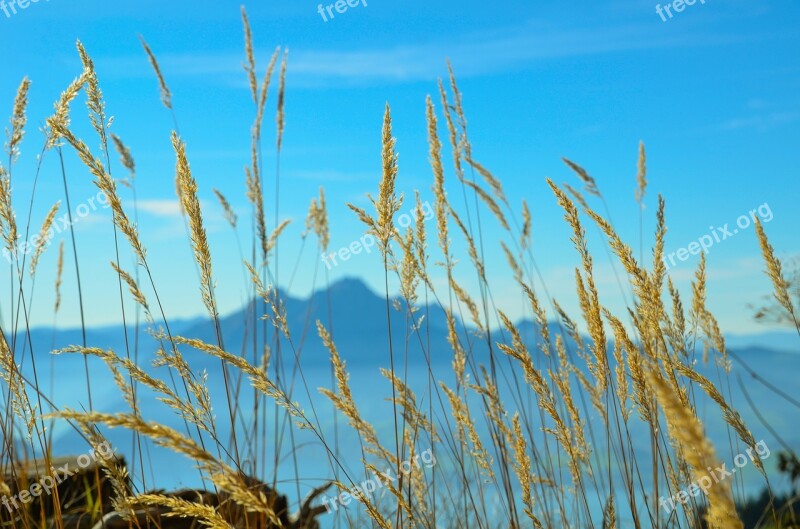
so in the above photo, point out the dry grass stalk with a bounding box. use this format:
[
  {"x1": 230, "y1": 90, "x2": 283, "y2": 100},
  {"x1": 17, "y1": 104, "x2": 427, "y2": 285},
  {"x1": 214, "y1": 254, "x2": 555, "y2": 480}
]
[
  {"x1": 243, "y1": 261, "x2": 290, "y2": 337},
  {"x1": 521, "y1": 199, "x2": 532, "y2": 250},
  {"x1": 444, "y1": 308, "x2": 466, "y2": 384},
  {"x1": 754, "y1": 217, "x2": 798, "y2": 327},
  {"x1": 648, "y1": 373, "x2": 743, "y2": 529},
  {"x1": 139, "y1": 36, "x2": 173, "y2": 110},
  {"x1": 0, "y1": 165, "x2": 18, "y2": 253},
  {"x1": 462, "y1": 178, "x2": 509, "y2": 230},
  {"x1": 266, "y1": 219, "x2": 291, "y2": 257},
  {"x1": 317, "y1": 321, "x2": 390, "y2": 461},
  {"x1": 497, "y1": 312, "x2": 585, "y2": 486},
  {"x1": 398, "y1": 227, "x2": 420, "y2": 308},
  {"x1": 689, "y1": 254, "x2": 730, "y2": 368},
  {"x1": 54, "y1": 240, "x2": 64, "y2": 313},
  {"x1": 304, "y1": 187, "x2": 329, "y2": 251},
  {"x1": 401, "y1": 430, "x2": 432, "y2": 517},
  {"x1": 151, "y1": 344, "x2": 214, "y2": 428},
  {"x1": 446, "y1": 60, "x2": 467, "y2": 136},
  {"x1": 76, "y1": 40, "x2": 109, "y2": 143},
  {"x1": 563, "y1": 182, "x2": 589, "y2": 211},
  {"x1": 414, "y1": 191, "x2": 427, "y2": 275},
  {"x1": 552, "y1": 335, "x2": 589, "y2": 457},
  {"x1": 520, "y1": 281, "x2": 551, "y2": 356},
  {"x1": 213, "y1": 188, "x2": 238, "y2": 229},
  {"x1": 276, "y1": 49, "x2": 288, "y2": 152},
  {"x1": 501, "y1": 241, "x2": 524, "y2": 284},
  {"x1": 47, "y1": 72, "x2": 87, "y2": 147},
  {"x1": 473, "y1": 366, "x2": 511, "y2": 443},
  {"x1": 172, "y1": 132, "x2": 216, "y2": 318},
  {"x1": 426, "y1": 96, "x2": 452, "y2": 270},
  {"x1": 603, "y1": 310, "x2": 638, "y2": 422},
  {"x1": 635, "y1": 141, "x2": 647, "y2": 204},
  {"x1": 241, "y1": 7, "x2": 258, "y2": 104},
  {"x1": 441, "y1": 382, "x2": 495, "y2": 480},
  {"x1": 360, "y1": 460, "x2": 418, "y2": 524},
  {"x1": 0, "y1": 329, "x2": 36, "y2": 435},
  {"x1": 245, "y1": 161, "x2": 268, "y2": 260},
  {"x1": 465, "y1": 157, "x2": 507, "y2": 206},
  {"x1": 584, "y1": 205, "x2": 650, "y2": 299},
  {"x1": 603, "y1": 496, "x2": 617, "y2": 529},
  {"x1": 651, "y1": 195, "x2": 667, "y2": 293},
  {"x1": 111, "y1": 133, "x2": 136, "y2": 176},
  {"x1": 254, "y1": 47, "x2": 281, "y2": 141},
  {"x1": 373, "y1": 104, "x2": 402, "y2": 254},
  {"x1": 381, "y1": 368, "x2": 436, "y2": 439},
  {"x1": 54, "y1": 410, "x2": 282, "y2": 526},
  {"x1": 449, "y1": 204, "x2": 485, "y2": 279},
  {"x1": 55, "y1": 346, "x2": 204, "y2": 431},
  {"x1": 509, "y1": 413, "x2": 544, "y2": 527},
  {"x1": 450, "y1": 277, "x2": 484, "y2": 334},
  {"x1": 129, "y1": 495, "x2": 233, "y2": 529},
  {"x1": 548, "y1": 179, "x2": 609, "y2": 392},
  {"x1": 109, "y1": 261, "x2": 152, "y2": 321},
  {"x1": 6, "y1": 76, "x2": 30, "y2": 162},
  {"x1": 166, "y1": 336, "x2": 300, "y2": 426},
  {"x1": 669, "y1": 358, "x2": 765, "y2": 475},
  {"x1": 29, "y1": 201, "x2": 60, "y2": 276},
  {"x1": 47, "y1": 122, "x2": 147, "y2": 265},
  {"x1": 317, "y1": 187, "x2": 329, "y2": 251},
  {"x1": 562, "y1": 157, "x2": 600, "y2": 197},
  {"x1": 666, "y1": 277, "x2": 688, "y2": 356},
  {"x1": 437, "y1": 79, "x2": 464, "y2": 181}
]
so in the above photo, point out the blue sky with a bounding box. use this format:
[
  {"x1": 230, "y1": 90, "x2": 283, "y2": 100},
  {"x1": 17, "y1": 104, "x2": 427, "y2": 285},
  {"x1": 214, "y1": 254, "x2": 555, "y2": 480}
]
[{"x1": 1, "y1": 0, "x2": 798, "y2": 333}]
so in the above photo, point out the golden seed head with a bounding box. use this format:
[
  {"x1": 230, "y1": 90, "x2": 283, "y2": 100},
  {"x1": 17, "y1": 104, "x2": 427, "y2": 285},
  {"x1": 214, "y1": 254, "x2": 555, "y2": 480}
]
[
  {"x1": 276, "y1": 49, "x2": 288, "y2": 152},
  {"x1": 6, "y1": 77, "x2": 31, "y2": 162},
  {"x1": 635, "y1": 140, "x2": 647, "y2": 204},
  {"x1": 139, "y1": 36, "x2": 173, "y2": 110},
  {"x1": 29, "y1": 201, "x2": 61, "y2": 276}
]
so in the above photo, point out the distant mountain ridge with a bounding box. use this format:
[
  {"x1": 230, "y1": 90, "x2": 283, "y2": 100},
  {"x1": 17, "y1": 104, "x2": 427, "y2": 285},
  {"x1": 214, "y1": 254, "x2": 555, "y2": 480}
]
[
  {"x1": 11, "y1": 277, "x2": 800, "y2": 475},
  {"x1": 14, "y1": 277, "x2": 799, "y2": 366}
]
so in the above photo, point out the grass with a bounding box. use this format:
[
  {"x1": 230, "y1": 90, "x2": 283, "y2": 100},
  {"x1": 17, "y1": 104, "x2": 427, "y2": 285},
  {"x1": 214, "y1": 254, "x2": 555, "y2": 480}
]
[{"x1": 1, "y1": 8, "x2": 799, "y2": 529}]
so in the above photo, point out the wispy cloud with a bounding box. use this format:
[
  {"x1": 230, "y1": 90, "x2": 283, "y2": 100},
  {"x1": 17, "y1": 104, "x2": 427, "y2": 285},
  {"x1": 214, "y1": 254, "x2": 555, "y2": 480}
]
[
  {"x1": 132, "y1": 199, "x2": 231, "y2": 240},
  {"x1": 99, "y1": 21, "x2": 735, "y2": 88},
  {"x1": 719, "y1": 111, "x2": 800, "y2": 132},
  {"x1": 135, "y1": 199, "x2": 184, "y2": 218},
  {"x1": 667, "y1": 256, "x2": 765, "y2": 282},
  {"x1": 288, "y1": 169, "x2": 376, "y2": 183}
]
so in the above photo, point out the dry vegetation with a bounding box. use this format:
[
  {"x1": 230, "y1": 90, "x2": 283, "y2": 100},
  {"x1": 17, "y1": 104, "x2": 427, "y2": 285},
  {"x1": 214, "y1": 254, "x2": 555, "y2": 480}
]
[{"x1": 1, "y1": 7, "x2": 799, "y2": 529}]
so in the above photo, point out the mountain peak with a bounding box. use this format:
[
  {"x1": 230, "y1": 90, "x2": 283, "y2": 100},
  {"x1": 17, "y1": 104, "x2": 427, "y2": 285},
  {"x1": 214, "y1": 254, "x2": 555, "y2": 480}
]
[{"x1": 325, "y1": 277, "x2": 377, "y2": 298}]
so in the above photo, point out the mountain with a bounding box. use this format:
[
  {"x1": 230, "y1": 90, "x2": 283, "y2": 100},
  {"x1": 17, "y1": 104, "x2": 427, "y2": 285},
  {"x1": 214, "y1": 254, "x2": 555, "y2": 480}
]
[
  {"x1": 12, "y1": 277, "x2": 799, "y2": 370},
  {"x1": 726, "y1": 330, "x2": 800, "y2": 354},
  {"x1": 8, "y1": 277, "x2": 799, "y2": 485},
  {"x1": 179, "y1": 276, "x2": 458, "y2": 369}
]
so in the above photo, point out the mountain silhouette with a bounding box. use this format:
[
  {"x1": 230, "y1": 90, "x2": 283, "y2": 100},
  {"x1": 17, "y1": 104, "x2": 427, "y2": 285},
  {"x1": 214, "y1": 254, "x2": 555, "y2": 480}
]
[{"x1": 16, "y1": 277, "x2": 798, "y2": 372}]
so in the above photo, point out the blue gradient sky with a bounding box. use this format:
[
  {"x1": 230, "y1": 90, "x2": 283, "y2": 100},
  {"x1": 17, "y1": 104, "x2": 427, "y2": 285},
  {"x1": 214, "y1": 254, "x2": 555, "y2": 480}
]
[{"x1": 1, "y1": 0, "x2": 798, "y2": 333}]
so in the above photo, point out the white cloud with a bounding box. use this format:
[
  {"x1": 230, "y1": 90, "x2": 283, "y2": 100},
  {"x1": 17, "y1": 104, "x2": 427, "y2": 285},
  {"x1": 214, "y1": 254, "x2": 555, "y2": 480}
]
[
  {"x1": 135, "y1": 199, "x2": 184, "y2": 218},
  {"x1": 98, "y1": 21, "x2": 735, "y2": 88},
  {"x1": 667, "y1": 256, "x2": 764, "y2": 283},
  {"x1": 288, "y1": 169, "x2": 375, "y2": 183},
  {"x1": 719, "y1": 111, "x2": 800, "y2": 132}
]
